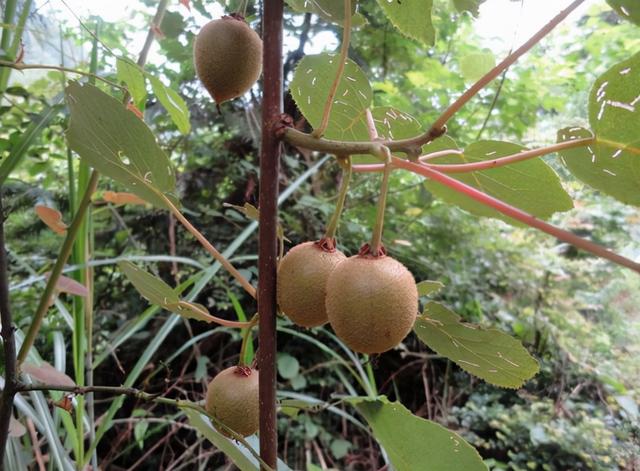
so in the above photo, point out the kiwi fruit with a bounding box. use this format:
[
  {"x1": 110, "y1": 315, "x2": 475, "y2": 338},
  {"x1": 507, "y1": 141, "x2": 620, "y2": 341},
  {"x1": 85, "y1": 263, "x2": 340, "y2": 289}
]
[
  {"x1": 205, "y1": 366, "x2": 259, "y2": 437},
  {"x1": 193, "y1": 15, "x2": 263, "y2": 104},
  {"x1": 326, "y1": 254, "x2": 418, "y2": 354},
  {"x1": 277, "y1": 241, "x2": 347, "y2": 328}
]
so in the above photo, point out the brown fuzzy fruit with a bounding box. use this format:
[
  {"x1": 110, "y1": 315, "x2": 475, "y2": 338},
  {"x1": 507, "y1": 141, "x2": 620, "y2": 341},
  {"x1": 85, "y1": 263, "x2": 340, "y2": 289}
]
[
  {"x1": 205, "y1": 366, "x2": 259, "y2": 437},
  {"x1": 277, "y1": 241, "x2": 347, "y2": 328},
  {"x1": 326, "y1": 255, "x2": 418, "y2": 354},
  {"x1": 193, "y1": 16, "x2": 263, "y2": 104}
]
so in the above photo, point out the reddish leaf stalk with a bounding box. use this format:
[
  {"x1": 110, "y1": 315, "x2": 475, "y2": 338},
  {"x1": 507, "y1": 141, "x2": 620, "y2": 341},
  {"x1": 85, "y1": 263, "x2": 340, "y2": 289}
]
[
  {"x1": 258, "y1": 0, "x2": 283, "y2": 468},
  {"x1": 392, "y1": 158, "x2": 640, "y2": 273}
]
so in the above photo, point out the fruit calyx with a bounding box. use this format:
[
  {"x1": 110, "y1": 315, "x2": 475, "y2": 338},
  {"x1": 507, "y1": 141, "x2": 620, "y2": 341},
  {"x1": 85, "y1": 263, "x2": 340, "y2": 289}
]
[
  {"x1": 234, "y1": 365, "x2": 253, "y2": 377},
  {"x1": 223, "y1": 13, "x2": 245, "y2": 21},
  {"x1": 315, "y1": 237, "x2": 337, "y2": 253},
  {"x1": 357, "y1": 242, "x2": 387, "y2": 258}
]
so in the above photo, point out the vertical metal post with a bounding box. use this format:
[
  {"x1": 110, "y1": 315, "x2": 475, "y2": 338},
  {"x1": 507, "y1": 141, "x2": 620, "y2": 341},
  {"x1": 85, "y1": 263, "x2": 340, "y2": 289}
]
[{"x1": 258, "y1": 0, "x2": 283, "y2": 468}]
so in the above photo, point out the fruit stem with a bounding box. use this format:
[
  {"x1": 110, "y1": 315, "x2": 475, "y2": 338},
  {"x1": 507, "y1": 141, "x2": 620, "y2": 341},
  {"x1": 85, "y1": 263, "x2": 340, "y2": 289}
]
[
  {"x1": 324, "y1": 155, "x2": 352, "y2": 241},
  {"x1": 370, "y1": 148, "x2": 392, "y2": 256},
  {"x1": 364, "y1": 357, "x2": 378, "y2": 398},
  {"x1": 239, "y1": 313, "x2": 259, "y2": 366},
  {"x1": 311, "y1": 0, "x2": 352, "y2": 138}
]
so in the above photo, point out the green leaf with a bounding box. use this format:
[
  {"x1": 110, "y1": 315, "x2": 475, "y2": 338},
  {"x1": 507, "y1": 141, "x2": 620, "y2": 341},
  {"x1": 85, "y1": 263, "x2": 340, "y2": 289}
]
[
  {"x1": 184, "y1": 409, "x2": 259, "y2": 471},
  {"x1": 452, "y1": 0, "x2": 484, "y2": 17},
  {"x1": 148, "y1": 75, "x2": 191, "y2": 135},
  {"x1": 460, "y1": 51, "x2": 496, "y2": 83},
  {"x1": 416, "y1": 280, "x2": 445, "y2": 297},
  {"x1": 424, "y1": 140, "x2": 573, "y2": 226},
  {"x1": 348, "y1": 396, "x2": 487, "y2": 471},
  {"x1": 116, "y1": 58, "x2": 146, "y2": 109},
  {"x1": 376, "y1": 0, "x2": 435, "y2": 46},
  {"x1": 277, "y1": 353, "x2": 300, "y2": 380},
  {"x1": 560, "y1": 53, "x2": 640, "y2": 206},
  {"x1": 65, "y1": 81, "x2": 178, "y2": 209},
  {"x1": 607, "y1": 0, "x2": 640, "y2": 25},
  {"x1": 330, "y1": 438, "x2": 351, "y2": 459},
  {"x1": 589, "y1": 53, "x2": 640, "y2": 147},
  {"x1": 290, "y1": 53, "x2": 372, "y2": 141},
  {"x1": 557, "y1": 127, "x2": 640, "y2": 206},
  {"x1": 414, "y1": 302, "x2": 539, "y2": 388},
  {"x1": 0, "y1": 102, "x2": 62, "y2": 185},
  {"x1": 134, "y1": 420, "x2": 148, "y2": 449},
  {"x1": 284, "y1": 0, "x2": 366, "y2": 27},
  {"x1": 118, "y1": 261, "x2": 179, "y2": 307}
]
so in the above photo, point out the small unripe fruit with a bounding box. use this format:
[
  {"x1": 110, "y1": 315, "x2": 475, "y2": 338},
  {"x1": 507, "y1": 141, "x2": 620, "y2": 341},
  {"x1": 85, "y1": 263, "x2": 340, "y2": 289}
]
[
  {"x1": 205, "y1": 366, "x2": 259, "y2": 437},
  {"x1": 193, "y1": 15, "x2": 263, "y2": 104},
  {"x1": 326, "y1": 255, "x2": 418, "y2": 354},
  {"x1": 277, "y1": 241, "x2": 347, "y2": 327}
]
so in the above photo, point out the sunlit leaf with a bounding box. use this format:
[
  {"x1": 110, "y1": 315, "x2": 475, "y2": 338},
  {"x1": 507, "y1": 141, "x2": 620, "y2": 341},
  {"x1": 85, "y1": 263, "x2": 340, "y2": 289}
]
[
  {"x1": 285, "y1": 0, "x2": 366, "y2": 27},
  {"x1": 118, "y1": 260, "x2": 179, "y2": 307},
  {"x1": 290, "y1": 53, "x2": 372, "y2": 141},
  {"x1": 460, "y1": 51, "x2": 495, "y2": 83},
  {"x1": 560, "y1": 53, "x2": 640, "y2": 206},
  {"x1": 607, "y1": 0, "x2": 640, "y2": 25},
  {"x1": 116, "y1": 57, "x2": 146, "y2": 109},
  {"x1": 557, "y1": 127, "x2": 640, "y2": 206},
  {"x1": 22, "y1": 361, "x2": 76, "y2": 387},
  {"x1": 424, "y1": 140, "x2": 573, "y2": 226},
  {"x1": 65, "y1": 82, "x2": 178, "y2": 209},
  {"x1": 148, "y1": 75, "x2": 191, "y2": 135},
  {"x1": 348, "y1": 396, "x2": 487, "y2": 471},
  {"x1": 376, "y1": 0, "x2": 435, "y2": 46},
  {"x1": 414, "y1": 302, "x2": 539, "y2": 388},
  {"x1": 34, "y1": 204, "x2": 67, "y2": 235}
]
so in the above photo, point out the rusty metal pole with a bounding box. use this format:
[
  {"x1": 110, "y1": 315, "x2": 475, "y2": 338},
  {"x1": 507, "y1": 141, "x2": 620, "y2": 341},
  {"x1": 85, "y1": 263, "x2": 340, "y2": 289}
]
[{"x1": 258, "y1": 0, "x2": 283, "y2": 468}]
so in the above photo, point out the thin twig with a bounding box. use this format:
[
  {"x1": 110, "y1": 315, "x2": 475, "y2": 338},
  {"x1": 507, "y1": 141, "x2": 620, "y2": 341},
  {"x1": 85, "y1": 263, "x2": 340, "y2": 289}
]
[
  {"x1": 0, "y1": 60, "x2": 125, "y2": 90},
  {"x1": 159, "y1": 195, "x2": 256, "y2": 299}
]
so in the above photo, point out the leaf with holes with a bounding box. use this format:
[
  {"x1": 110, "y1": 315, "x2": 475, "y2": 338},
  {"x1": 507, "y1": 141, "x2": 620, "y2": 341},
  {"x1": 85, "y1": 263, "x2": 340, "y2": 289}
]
[
  {"x1": 116, "y1": 57, "x2": 146, "y2": 109},
  {"x1": 148, "y1": 75, "x2": 191, "y2": 135},
  {"x1": 607, "y1": 0, "x2": 640, "y2": 25},
  {"x1": 590, "y1": 53, "x2": 640, "y2": 147},
  {"x1": 290, "y1": 53, "x2": 372, "y2": 141},
  {"x1": 377, "y1": 0, "x2": 435, "y2": 46},
  {"x1": 557, "y1": 127, "x2": 640, "y2": 206},
  {"x1": 118, "y1": 261, "x2": 179, "y2": 307},
  {"x1": 424, "y1": 140, "x2": 573, "y2": 226},
  {"x1": 65, "y1": 82, "x2": 178, "y2": 209},
  {"x1": 414, "y1": 302, "x2": 539, "y2": 388},
  {"x1": 34, "y1": 205, "x2": 67, "y2": 234},
  {"x1": 348, "y1": 396, "x2": 487, "y2": 471},
  {"x1": 285, "y1": 0, "x2": 366, "y2": 27}
]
